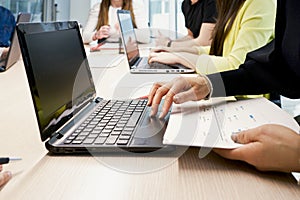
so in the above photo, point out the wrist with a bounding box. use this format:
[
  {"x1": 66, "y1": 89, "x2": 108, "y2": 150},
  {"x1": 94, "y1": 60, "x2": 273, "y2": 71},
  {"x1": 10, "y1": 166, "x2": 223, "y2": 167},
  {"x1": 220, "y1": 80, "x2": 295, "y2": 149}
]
[{"x1": 198, "y1": 74, "x2": 213, "y2": 100}]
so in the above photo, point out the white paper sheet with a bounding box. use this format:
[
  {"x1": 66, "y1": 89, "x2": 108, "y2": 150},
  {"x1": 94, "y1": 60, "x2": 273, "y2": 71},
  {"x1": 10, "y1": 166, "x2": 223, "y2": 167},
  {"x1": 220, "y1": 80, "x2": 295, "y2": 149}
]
[{"x1": 163, "y1": 97, "x2": 300, "y2": 149}]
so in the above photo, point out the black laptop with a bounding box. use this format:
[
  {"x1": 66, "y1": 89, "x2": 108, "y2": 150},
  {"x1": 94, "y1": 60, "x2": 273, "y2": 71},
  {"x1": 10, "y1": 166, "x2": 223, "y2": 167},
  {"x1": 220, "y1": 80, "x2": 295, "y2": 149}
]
[
  {"x1": 0, "y1": 13, "x2": 31, "y2": 72},
  {"x1": 16, "y1": 21, "x2": 171, "y2": 154}
]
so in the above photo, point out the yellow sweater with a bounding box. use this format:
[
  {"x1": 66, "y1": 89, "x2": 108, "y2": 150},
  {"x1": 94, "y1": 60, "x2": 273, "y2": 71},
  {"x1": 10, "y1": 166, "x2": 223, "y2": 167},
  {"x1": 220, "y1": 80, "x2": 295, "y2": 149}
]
[{"x1": 195, "y1": 0, "x2": 276, "y2": 74}]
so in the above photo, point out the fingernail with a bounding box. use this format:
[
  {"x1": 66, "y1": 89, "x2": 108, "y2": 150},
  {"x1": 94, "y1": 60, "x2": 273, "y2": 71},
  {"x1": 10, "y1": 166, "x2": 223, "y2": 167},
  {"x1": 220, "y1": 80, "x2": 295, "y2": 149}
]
[
  {"x1": 231, "y1": 133, "x2": 238, "y2": 142},
  {"x1": 173, "y1": 95, "x2": 179, "y2": 103}
]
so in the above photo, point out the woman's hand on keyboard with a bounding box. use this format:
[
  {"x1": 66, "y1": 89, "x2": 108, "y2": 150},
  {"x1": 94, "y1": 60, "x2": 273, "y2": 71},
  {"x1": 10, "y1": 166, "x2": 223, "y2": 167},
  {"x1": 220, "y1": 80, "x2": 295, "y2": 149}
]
[{"x1": 148, "y1": 51, "x2": 197, "y2": 70}]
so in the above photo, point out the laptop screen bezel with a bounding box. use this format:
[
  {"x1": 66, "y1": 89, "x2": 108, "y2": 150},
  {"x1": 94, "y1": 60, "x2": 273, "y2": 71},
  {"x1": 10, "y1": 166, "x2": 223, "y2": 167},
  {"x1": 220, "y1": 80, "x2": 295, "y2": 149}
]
[
  {"x1": 16, "y1": 21, "x2": 97, "y2": 141},
  {"x1": 117, "y1": 9, "x2": 141, "y2": 68}
]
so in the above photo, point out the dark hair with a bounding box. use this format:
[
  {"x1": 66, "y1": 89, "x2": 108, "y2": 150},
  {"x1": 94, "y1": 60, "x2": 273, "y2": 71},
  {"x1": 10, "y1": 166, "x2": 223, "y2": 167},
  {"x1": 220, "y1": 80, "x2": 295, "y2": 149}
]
[
  {"x1": 96, "y1": 0, "x2": 137, "y2": 31},
  {"x1": 209, "y1": 0, "x2": 246, "y2": 56}
]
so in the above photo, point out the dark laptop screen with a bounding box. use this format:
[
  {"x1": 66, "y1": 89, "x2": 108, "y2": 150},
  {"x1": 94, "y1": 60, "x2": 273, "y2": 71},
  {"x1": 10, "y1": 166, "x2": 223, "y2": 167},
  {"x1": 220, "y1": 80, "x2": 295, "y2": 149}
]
[
  {"x1": 17, "y1": 22, "x2": 96, "y2": 141},
  {"x1": 117, "y1": 10, "x2": 140, "y2": 66}
]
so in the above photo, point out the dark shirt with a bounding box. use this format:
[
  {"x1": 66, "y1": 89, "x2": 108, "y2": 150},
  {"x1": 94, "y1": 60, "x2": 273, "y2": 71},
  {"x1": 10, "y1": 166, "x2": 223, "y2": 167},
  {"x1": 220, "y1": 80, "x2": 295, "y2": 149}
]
[
  {"x1": 209, "y1": 0, "x2": 300, "y2": 99},
  {"x1": 181, "y1": 0, "x2": 217, "y2": 38}
]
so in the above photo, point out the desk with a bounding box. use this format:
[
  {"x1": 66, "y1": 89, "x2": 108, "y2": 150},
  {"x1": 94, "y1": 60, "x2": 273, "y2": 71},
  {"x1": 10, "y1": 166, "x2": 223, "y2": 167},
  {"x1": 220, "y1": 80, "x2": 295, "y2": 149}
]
[{"x1": 0, "y1": 49, "x2": 300, "y2": 200}]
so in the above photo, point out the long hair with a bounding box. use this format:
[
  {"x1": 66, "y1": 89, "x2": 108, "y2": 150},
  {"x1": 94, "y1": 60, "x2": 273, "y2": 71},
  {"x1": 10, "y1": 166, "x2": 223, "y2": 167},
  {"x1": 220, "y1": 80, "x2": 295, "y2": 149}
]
[
  {"x1": 96, "y1": 0, "x2": 137, "y2": 31},
  {"x1": 209, "y1": 0, "x2": 246, "y2": 56}
]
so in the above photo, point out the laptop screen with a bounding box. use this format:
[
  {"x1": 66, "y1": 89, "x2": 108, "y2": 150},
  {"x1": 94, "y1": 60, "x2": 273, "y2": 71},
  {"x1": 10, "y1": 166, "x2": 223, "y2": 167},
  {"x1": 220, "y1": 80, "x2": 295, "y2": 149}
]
[
  {"x1": 117, "y1": 10, "x2": 140, "y2": 66},
  {"x1": 17, "y1": 22, "x2": 96, "y2": 141}
]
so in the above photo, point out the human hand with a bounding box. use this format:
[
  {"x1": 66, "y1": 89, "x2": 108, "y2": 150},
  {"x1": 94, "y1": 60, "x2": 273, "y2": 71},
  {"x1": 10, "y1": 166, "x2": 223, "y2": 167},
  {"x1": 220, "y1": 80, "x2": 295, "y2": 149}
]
[
  {"x1": 214, "y1": 124, "x2": 300, "y2": 172},
  {"x1": 114, "y1": 22, "x2": 120, "y2": 33},
  {"x1": 0, "y1": 165, "x2": 12, "y2": 187},
  {"x1": 149, "y1": 51, "x2": 197, "y2": 70},
  {"x1": 93, "y1": 25, "x2": 110, "y2": 41},
  {"x1": 147, "y1": 76, "x2": 211, "y2": 118},
  {"x1": 150, "y1": 46, "x2": 171, "y2": 53},
  {"x1": 148, "y1": 52, "x2": 180, "y2": 65}
]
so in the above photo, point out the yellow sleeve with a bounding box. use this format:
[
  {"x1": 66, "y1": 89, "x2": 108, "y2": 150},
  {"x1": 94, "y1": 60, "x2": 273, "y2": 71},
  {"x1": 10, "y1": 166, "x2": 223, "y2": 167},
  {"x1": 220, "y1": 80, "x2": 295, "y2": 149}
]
[
  {"x1": 195, "y1": 46, "x2": 210, "y2": 55},
  {"x1": 196, "y1": 0, "x2": 276, "y2": 74}
]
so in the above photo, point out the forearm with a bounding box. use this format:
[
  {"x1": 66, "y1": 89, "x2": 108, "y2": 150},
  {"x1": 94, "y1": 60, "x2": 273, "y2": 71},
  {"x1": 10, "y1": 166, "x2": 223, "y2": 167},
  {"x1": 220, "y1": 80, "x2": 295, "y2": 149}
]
[
  {"x1": 171, "y1": 38, "x2": 199, "y2": 48},
  {"x1": 174, "y1": 52, "x2": 199, "y2": 70},
  {"x1": 291, "y1": 135, "x2": 300, "y2": 172},
  {"x1": 167, "y1": 46, "x2": 199, "y2": 54}
]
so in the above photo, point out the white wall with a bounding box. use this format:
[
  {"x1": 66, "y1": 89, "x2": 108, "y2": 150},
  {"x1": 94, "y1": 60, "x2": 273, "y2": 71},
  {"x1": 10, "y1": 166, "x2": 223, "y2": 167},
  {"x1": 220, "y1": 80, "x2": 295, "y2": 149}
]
[{"x1": 69, "y1": 0, "x2": 93, "y2": 27}]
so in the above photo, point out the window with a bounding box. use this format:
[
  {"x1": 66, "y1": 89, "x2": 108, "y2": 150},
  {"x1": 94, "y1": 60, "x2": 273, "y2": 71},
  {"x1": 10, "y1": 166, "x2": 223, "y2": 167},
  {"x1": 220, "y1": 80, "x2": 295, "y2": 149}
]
[
  {"x1": 0, "y1": 0, "x2": 43, "y2": 21},
  {"x1": 148, "y1": 0, "x2": 186, "y2": 38}
]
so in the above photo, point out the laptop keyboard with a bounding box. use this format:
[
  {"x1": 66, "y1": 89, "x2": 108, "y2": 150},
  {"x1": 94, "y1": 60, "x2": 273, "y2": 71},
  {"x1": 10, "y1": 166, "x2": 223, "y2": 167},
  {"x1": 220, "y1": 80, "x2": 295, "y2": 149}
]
[{"x1": 64, "y1": 99, "x2": 148, "y2": 146}]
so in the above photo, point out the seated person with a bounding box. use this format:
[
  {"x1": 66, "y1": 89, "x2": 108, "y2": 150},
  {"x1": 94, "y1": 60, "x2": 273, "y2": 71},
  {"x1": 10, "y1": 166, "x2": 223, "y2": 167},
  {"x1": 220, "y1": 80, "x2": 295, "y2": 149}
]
[
  {"x1": 147, "y1": 0, "x2": 300, "y2": 173},
  {"x1": 156, "y1": 0, "x2": 217, "y2": 47},
  {"x1": 82, "y1": 0, "x2": 148, "y2": 44},
  {"x1": 149, "y1": 0, "x2": 276, "y2": 76}
]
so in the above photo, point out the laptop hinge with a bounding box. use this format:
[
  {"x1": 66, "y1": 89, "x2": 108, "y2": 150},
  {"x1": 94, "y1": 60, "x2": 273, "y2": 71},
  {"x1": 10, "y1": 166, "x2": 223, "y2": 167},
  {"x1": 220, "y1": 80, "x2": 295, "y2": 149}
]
[
  {"x1": 51, "y1": 132, "x2": 64, "y2": 139},
  {"x1": 95, "y1": 97, "x2": 102, "y2": 103}
]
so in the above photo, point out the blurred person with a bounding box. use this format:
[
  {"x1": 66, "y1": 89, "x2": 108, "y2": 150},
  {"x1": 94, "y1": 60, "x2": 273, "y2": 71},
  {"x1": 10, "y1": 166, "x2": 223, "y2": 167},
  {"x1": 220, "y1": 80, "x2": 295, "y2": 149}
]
[
  {"x1": 82, "y1": 0, "x2": 148, "y2": 44},
  {"x1": 149, "y1": 0, "x2": 276, "y2": 76},
  {"x1": 156, "y1": 0, "x2": 217, "y2": 47}
]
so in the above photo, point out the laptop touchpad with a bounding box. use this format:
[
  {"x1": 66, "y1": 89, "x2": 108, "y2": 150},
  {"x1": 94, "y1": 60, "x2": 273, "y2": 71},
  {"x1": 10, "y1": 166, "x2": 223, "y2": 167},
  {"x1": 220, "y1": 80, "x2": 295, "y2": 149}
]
[{"x1": 131, "y1": 109, "x2": 168, "y2": 146}]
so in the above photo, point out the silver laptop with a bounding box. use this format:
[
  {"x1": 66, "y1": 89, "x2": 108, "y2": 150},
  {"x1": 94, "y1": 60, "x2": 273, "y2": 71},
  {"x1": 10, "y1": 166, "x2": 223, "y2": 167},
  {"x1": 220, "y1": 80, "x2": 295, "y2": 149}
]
[
  {"x1": 0, "y1": 13, "x2": 31, "y2": 72},
  {"x1": 16, "y1": 21, "x2": 172, "y2": 154},
  {"x1": 117, "y1": 10, "x2": 194, "y2": 74}
]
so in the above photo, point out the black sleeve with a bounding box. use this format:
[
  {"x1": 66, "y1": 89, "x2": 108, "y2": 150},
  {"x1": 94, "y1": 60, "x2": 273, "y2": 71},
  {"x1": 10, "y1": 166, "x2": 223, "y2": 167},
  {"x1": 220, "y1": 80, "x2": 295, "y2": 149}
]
[
  {"x1": 208, "y1": 41, "x2": 300, "y2": 99},
  {"x1": 202, "y1": 0, "x2": 217, "y2": 23}
]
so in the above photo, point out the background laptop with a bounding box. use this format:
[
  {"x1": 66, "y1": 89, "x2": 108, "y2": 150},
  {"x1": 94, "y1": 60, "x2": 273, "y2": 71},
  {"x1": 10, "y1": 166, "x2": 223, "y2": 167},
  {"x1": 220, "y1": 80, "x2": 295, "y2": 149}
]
[
  {"x1": 117, "y1": 10, "x2": 194, "y2": 74},
  {"x1": 0, "y1": 13, "x2": 31, "y2": 72},
  {"x1": 16, "y1": 21, "x2": 171, "y2": 154}
]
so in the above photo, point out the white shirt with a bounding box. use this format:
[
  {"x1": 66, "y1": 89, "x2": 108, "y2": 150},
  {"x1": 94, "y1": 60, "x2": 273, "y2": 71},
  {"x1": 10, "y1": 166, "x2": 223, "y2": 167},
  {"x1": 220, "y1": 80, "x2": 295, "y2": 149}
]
[{"x1": 82, "y1": 0, "x2": 148, "y2": 43}]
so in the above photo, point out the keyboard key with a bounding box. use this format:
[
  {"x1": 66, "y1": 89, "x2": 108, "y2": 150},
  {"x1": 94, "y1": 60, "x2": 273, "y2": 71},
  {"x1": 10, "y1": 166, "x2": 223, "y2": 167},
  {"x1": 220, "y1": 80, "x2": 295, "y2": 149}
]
[
  {"x1": 83, "y1": 138, "x2": 96, "y2": 144},
  {"x1": 94, "y1": 137, "x2": 106, "y2": 144},
  {"x1": 117, "y1": 139, "x2": 129, "y2": 145},
  {"x1": 119, "y1": 135, "x2": 131, "y2": 140},
  {"x1": 105, "y1": 136, "x2": 118, "y2": 145},
  {"x1": 121, "y1": 131, "x2": 133, "y2": 136},
  {"x1": 111, "y1": 131, "x2": 121, "y2": 136}
]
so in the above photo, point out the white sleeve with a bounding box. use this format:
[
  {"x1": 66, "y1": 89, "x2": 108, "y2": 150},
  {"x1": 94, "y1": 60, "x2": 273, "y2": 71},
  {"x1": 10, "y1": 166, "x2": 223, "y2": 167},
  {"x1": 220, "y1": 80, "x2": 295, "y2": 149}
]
[{"x1": 82, "y1": 3, "x2": 100, "y2": 44}]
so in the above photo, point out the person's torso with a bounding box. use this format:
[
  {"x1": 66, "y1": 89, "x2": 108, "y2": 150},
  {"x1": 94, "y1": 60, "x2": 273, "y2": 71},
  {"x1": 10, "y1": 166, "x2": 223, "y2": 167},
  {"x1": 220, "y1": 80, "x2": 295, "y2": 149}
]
[
  {"x1": 182, "y1": 0, "x2": 213, "y2": 38},
  {"x1": 279, "y1": 0, "x2": 300, "y2": 78},
  {"x1": 222, "y1": 0, "x2": 276, "y2": 57}
]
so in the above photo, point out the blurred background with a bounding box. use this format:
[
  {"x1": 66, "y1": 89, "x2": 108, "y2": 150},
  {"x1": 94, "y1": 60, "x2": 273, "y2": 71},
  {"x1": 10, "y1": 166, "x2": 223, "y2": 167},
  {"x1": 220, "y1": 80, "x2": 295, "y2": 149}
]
[{"x1": 0, "y1": 0, "x2": 188, "y2": 36}]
